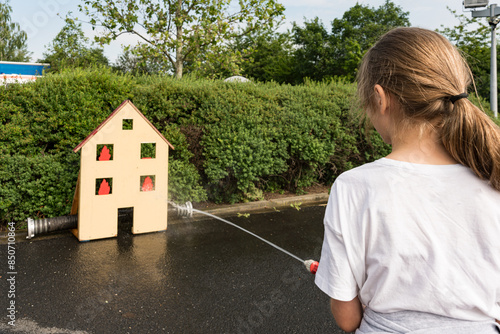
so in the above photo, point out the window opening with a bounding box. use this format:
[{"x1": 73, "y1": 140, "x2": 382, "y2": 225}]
[
  {"x1": 141, "y1": 143, "x2": 156, "y2": 159},
  {"x1": 96, "y1": 144, "x2": 113, "y2": 161},
  {"x1": 96, "y1": 178, "x2": 113, "y2": 195},
  {"x1": 122, "y1": 119, "x2": 133, "y2": 130},
  {"x1": 140, "y1": 175, "x2": 155, "y2": 192}
]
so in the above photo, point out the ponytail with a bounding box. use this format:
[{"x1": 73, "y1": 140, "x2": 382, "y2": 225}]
[
  {"x1": 441, "y1": 100, "x2": 500, "y2": 191},
  {"x1": 357, "y1": 27, "x2": 500, "y2": 191}
]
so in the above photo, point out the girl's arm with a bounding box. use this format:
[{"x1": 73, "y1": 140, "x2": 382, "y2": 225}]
[{"x1": 330, "y1": 296, "x2": 363, "y2": 332}]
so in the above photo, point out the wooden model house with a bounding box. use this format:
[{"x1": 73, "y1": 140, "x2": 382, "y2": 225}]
[{"x1": 71, "y1": 100, "x2": 174, "y2": 241}]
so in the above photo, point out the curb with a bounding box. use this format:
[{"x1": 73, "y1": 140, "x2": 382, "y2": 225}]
[
  {"x1": 1, "y1": 193, "x2": 329, "y2": 243},
  {"x1": 176, "y1": 192, "x2": 329, "y2": 223}
]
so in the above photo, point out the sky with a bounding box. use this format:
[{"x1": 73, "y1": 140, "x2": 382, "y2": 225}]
[{"x1": 8, "y1": 0, "x2": 481, "y2": 64}]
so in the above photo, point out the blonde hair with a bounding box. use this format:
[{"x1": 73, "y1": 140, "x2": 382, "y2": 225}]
[{"x1": 357, "y1": 27, "x2": 500, "y2": 191}]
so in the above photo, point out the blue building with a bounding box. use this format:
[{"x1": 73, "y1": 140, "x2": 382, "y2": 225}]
[{"x1": 0, "y1": 61, "x2": 50, "y2": 84}]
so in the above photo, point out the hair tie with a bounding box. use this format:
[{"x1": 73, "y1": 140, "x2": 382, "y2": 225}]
[{"x1": 450, "y1": 93, "x2": 468, "y2": 104}]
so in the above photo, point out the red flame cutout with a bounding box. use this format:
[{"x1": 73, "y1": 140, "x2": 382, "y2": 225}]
[
  {"x1": 98, "y1": 179, "x2": 111, "y2": 195},
  {"x1": 98, "y1": 145, "x2": 111, "y2": 161},
  {"x1": 141, "y1": 176, "x2": 154, "y2": 192}
]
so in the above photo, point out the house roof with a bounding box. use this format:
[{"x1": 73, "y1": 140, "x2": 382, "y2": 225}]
[{"x1": 74, "y1": 100, "x2": 174, "y2": 152}]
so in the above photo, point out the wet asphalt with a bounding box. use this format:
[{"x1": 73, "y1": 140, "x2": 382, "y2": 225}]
[{"x1": 0, "y1": 206, "x2": 346, "y2": 334}]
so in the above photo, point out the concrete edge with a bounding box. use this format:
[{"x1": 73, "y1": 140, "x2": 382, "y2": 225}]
[
  {"x1": 1, "y1": 192, "x2": 330, "y2": 243},
  {"x1": 190, "y1": 192, "x2": 329, "y2": 221}
]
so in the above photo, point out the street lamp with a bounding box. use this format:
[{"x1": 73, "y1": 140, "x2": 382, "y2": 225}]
[
  {"x1": 464, "y1": 0, "x2": 490, "y2": 8},
  {"x1": 465, "y1": 0, "x2": 500, "y2": 117}
]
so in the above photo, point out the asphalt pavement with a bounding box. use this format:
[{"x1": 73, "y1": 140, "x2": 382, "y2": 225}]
[{"x1": 0, "y1": 205, "x2": 346, "y2": 334}]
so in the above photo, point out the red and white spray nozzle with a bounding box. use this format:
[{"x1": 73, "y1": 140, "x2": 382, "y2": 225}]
[{"x1": 304, "y1": 259, "x2": 319, "y2": 275}]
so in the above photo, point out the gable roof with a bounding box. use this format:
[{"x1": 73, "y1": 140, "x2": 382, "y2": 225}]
[{"x1": 74, "y1": 100, "x2": 174, "y2": 152}]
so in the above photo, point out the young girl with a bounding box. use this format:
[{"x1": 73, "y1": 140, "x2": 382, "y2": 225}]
[{"x1": 315, "y1": 27, "x2": 500, "y2": 333}]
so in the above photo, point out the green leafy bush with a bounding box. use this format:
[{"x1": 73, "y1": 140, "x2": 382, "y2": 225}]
[
  {"x1": 1, "y1": 68, "x2": 394, "y2": 228},
  {"x1": 168, "y1": 159, "x2": 207, "y2": 203},
  {"x1": 0, "y1": 153, "x2": 79, "y2": 226}
]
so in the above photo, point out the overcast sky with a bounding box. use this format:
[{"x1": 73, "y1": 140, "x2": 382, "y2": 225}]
[{"x1": 10, "y1": 0, "x2": 481, "y2": 64}]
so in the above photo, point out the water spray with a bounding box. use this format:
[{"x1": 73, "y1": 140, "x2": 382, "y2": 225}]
[
  {"x1": 169, "y1": 201, "x2": 193, "y2": 218},
  {"x1": 173, "y1": 201, "x2": 319, "y2": 275},
  {"x1": 25, "y1": 201, "x2": 320, "y2": 275}
]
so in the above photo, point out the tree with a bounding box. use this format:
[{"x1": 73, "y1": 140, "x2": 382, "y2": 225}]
[
  {"x1": 0, "y1": 1, "x2": 31, "y2": 61},
  {"x1": 40, "y1": 19, "x2": 109, "y2": 72},
  {"x1": 438, "y1": 8, "x2": 493, "y2": 103},
  {"x1": 181, "y1": 38, "x2": 245, "y2": 79},
  {"x1": 113, "y1": 45, "x2": 171, "y2": 75},
  {"x1": 78, "y1": 0, "x2": 285, "y2": 79},
  {"x1": 232, "y1": 29, "x2": 295, "y2": 83},
  {"x1": 290, "y1": 1, "x2": 410, "y2": 83},
  {"x1": 329, "y1": 0, "x2": 410, "y2": 79},
  {"x1": 291, "y1": 18, "x2": 334, "y2": 84}
]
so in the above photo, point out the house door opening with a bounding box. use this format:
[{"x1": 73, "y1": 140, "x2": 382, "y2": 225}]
[{"x1": 118, "y1": 207, "x2": 134, "y2": 235}]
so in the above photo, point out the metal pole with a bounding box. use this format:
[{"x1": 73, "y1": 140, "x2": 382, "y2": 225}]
[{"x1": 491, "y1": 4, "x2": 498, "y2": 117}]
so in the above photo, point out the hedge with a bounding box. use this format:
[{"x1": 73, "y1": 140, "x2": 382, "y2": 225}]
[{"x1": 0, "y1": 67, "x2": 389, "y2": 228}]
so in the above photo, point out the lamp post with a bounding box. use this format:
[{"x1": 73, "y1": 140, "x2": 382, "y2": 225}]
[
  {"x1": 466, "y1": 0, "x2": 500, "y2": 117},
  {"x1": 488, "y1": 5, "x2": 500, "y2": 117}
]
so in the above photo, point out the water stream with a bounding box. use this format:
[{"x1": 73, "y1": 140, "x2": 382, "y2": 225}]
[{"x1": 190, "y1": 208, "x2": 305, "y2": 263}]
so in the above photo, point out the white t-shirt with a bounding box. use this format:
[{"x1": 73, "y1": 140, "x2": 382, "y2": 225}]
[{"x1": 315, "y1": 158, "x2": 500, "y2": 321}]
